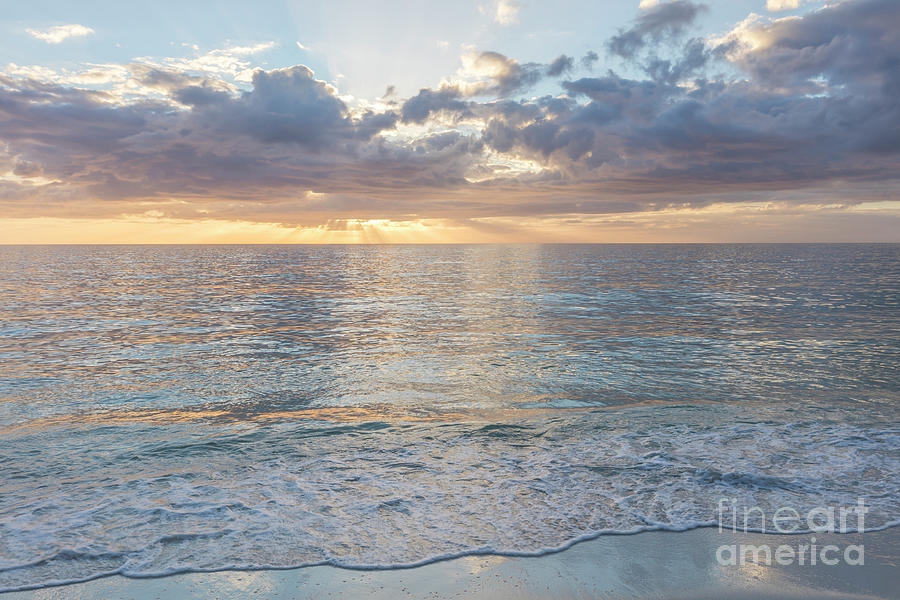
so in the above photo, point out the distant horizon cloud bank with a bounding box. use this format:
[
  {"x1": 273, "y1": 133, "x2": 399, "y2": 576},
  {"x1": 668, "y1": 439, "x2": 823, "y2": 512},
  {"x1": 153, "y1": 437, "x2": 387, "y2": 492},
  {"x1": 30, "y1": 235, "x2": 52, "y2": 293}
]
[{"x1": 2, "y1": 200, "x2": 897, "y2": 244}]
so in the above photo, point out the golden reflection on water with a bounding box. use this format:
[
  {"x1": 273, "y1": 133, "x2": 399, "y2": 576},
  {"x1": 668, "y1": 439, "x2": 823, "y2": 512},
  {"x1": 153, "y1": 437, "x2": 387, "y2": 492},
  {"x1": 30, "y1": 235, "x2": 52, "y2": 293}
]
[{"x1": 0, "y1": 400, "x2": 693, "y2": 436}]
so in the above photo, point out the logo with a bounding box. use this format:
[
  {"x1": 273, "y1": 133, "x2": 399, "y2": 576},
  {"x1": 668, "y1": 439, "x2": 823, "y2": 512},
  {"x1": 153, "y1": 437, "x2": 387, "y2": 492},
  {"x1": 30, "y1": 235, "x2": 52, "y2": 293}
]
[{"x1": 714, "y1": 498, "x2": 867, "y2": 566}]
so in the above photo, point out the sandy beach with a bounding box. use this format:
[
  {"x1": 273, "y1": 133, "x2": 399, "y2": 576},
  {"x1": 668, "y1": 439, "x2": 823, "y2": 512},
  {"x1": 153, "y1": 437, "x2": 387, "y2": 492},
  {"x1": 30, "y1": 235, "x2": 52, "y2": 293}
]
[{"x1": 4, "y1": 527, "x2": 897, "y2": 599}]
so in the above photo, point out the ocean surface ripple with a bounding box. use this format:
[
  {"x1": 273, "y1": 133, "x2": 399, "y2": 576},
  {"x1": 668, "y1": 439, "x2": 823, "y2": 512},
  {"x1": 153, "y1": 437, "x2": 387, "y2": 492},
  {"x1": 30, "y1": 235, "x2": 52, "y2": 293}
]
[{"x1": 0, "y1": 244, "x2": 898, "y2": 591}]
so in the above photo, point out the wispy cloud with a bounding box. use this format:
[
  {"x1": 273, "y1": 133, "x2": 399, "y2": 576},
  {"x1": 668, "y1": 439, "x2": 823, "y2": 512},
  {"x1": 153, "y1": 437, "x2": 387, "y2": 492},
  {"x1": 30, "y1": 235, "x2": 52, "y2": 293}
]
[
  {"x1": 479, "y1": 0, "x2": 522, "y2": 25},
  {"x1": 766, "y1": 0, "x2": 807, "y2": 11},
  {"x1": 139, "y1": 41, "x2": 276, "y2": 83},
  {"x1": 26, "y1": 24, "x2": 95, "y2": 44}
]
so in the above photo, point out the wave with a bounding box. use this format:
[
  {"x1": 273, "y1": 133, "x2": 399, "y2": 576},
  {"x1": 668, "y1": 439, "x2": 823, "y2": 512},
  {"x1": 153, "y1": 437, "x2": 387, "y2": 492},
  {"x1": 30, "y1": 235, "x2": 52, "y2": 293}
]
[
  {"x1": 1, "y1": 401, "x2": 898, "y2": 592},
  {"x1": 4, "y1": 520, "x2": 900, "y2": 593}
]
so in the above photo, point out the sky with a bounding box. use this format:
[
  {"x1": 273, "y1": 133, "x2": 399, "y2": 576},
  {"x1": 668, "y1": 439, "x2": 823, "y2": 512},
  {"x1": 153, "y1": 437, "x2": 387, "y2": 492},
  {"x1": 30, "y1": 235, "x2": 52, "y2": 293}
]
[{"x1": 0, "y1": 0, "x2": 898, "y2": 243}]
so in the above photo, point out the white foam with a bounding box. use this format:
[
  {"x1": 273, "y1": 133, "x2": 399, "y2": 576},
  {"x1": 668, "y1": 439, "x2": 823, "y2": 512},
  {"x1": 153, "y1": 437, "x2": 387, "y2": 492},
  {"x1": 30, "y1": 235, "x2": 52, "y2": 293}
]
[{"x1": 1, "y1": 402, "x2": 898, "y2": 592}]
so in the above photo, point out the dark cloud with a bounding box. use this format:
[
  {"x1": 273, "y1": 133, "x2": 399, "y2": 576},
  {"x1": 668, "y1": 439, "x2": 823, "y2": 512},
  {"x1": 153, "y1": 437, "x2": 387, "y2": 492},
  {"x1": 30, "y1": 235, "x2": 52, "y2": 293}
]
[
  {"x1": 173, "y1": 84, "x2": 232, "y2": 107},
  {"x1": 476, "y1": 0, "x2": 900, "y2": 192},
  {"x1": 0, "y1": 77, "x2": 152, "y2": 160},
  {"x1": 546, "y1": 55, "x2": 574, "y2": 77},
  {"x1": 401, "y1": 86, "x2": 470, "y2": 124},
  {"x1": 643, "y1": 37, "x2": 710, "y2": 83},
  {"x1": 580, "y1": 51, "x2": 599, "y2": 70},
  {"x1": 480, "y1": 95, "x2": 595, "y2": 162},
  {"x1": 723, "y1": 0, "x2": 900, "y2": 95},
  {"x1": 607, "y1": 0, "x2": 707, "y2": 59},
  {"x1": 0, "y1": 65, "x2": 476, "y2": 218},
  {"x1": 216, "y1": 66, "x2": 362, "y2": 146},
  {"x1": 355, "y1": 110, "x2": 400, "y2": 140}
]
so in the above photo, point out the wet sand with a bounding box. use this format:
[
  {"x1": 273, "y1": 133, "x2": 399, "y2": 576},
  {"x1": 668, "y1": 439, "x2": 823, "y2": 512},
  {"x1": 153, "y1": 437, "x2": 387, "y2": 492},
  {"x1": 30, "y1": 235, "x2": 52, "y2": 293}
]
[{"x1": 4, "y1": 527, "x2": 897, "y2": 599}]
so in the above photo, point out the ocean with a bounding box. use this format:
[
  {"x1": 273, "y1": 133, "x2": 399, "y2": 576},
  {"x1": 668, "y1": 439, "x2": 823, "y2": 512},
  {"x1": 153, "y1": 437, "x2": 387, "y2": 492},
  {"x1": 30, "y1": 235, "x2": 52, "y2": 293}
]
[{"x1": 0, "y1": 244, "x2": 898, "y2": 591}]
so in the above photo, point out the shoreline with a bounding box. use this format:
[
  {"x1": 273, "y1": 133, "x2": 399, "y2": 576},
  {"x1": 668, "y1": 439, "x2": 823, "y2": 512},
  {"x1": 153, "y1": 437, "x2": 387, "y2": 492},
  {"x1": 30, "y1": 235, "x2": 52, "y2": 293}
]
[{"x1": 4, "y1": 526, "x2": 897, "y2": 599}]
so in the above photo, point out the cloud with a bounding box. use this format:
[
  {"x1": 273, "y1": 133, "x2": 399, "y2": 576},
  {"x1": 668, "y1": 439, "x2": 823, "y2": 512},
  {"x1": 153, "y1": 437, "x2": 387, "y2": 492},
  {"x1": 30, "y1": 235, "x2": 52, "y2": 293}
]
[
  {"x1": 296, "y1": 41, "x2": 309, "y2": 51},
  {"x1": 718, "y1": 0, "x2": 900, "y2": 95},
  {"x1": 546, "y1": 55, "x2": 574, "y2": 77},
  {"x1": 401, "y1": 49, "x2": 583, "y2": 122},
  {"x1": 135, "y1": 42, "x2": 276, "y2": 85},
  {"x1": 482, "y1": 0, "x2": 900, "y2": 191},
  {"x1": 494, "y1": 0, "x2": 521, "y2": 25},
  {"x1": 766, "y1": 0, "x2": 805, "y2": 11},
  {"x1": 580, "y1": 51, "x2": 599, "y2": 70},
  {"x1": 12, "y1": 160, "x2": 42, "y2": 177},
  {"x1": 410, "y1": 51, "x2": 546, "y2": 104},
  {"x1": 26, "y1": 24, "x2": 95, "y2": 44},
  {"x1": 459, "y1": 51, "x2": 543, "y2": 96},
  {"x1": 607, "y1": 0, "x2": 707, "y2": 59},
  {"x1": 1, "y1": 0, "x2": 898, "y2": 231},
  {"x1": 0, "y1": 61, "x2": 483, "y2": 220},
  {"x1": 401, "y1": 85, "x2": 470, "y2": 123},
  {"x1": 642, "y1": 37, "x2": 710, "y2": 83}
]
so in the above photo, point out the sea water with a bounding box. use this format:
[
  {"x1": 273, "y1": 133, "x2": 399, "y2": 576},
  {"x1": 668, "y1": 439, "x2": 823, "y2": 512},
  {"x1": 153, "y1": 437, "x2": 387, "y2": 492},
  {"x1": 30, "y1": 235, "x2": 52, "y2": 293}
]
[{"x1": 0, "y1": 244, "x2": 897, "y2": 590}]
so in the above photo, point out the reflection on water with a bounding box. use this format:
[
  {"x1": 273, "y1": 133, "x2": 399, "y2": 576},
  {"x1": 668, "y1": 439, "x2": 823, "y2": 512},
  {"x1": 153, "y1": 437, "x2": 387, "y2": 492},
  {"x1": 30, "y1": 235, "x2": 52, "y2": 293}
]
[
  {"x1": 1, "y1": 244, "x2": 897, "y2": 425},
  {"x1": 0, "y1": 404, "x2": 610, "y2": 435},
  {"x1": 0, "y1": 244, "x2": 898, "y2": 591}
]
